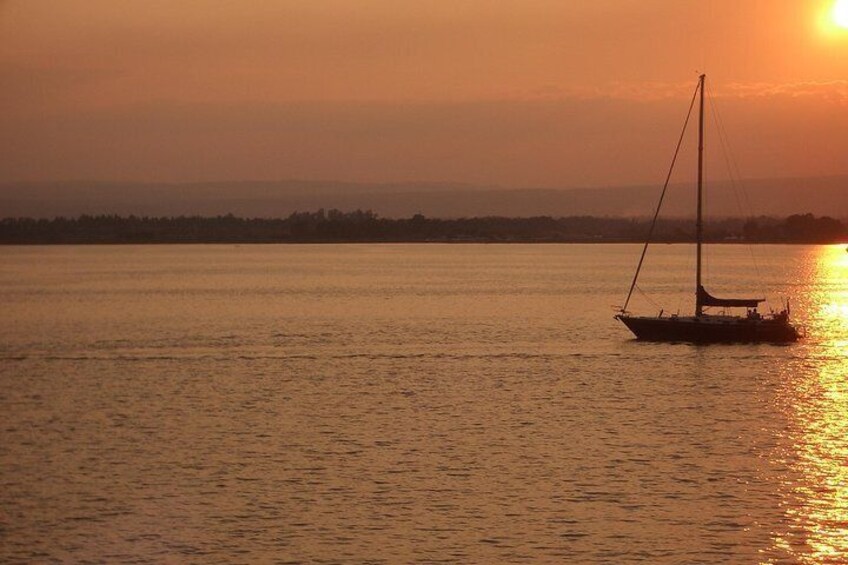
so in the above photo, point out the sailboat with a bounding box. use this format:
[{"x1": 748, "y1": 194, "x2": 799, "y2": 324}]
[{"x1": 615, "y1": 74, "x2": 800, "y2": 343}]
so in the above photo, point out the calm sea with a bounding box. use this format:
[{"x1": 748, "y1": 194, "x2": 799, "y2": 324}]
[{"x1": 1, "y1": 244, "x2": 846, "y2": 563}]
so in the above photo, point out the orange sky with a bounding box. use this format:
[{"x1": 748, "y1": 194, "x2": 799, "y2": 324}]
[{"x1": 1, "y1": 0, "x2": 847, "y2": 187}]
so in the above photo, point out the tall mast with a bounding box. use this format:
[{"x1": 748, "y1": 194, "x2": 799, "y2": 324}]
[{"x1": 695, "y1": 74, "x2": 706, "y2": 317}]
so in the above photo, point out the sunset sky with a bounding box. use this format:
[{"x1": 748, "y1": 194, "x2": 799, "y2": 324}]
[{"x1": 2, "y1": 0, "x2": 847, "y2": 188}]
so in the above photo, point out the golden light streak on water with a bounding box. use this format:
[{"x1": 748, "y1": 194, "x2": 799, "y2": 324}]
[{"x1": 768, "y1": 245, "x2": 848, "y2": 563}]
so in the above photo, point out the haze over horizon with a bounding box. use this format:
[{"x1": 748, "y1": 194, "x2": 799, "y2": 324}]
[
  {"x1": 2, "y1": 1, "x2": 848, "y2": 200},
  {"x1": 3, "y1": 176, "x2": 848, "y2": 220}
]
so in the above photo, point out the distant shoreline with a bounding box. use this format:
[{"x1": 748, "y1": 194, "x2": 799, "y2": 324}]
[{"x1": 1, "y1": 212, "x2": 845, "y2": 245}]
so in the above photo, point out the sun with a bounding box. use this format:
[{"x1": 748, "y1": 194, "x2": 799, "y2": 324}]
[{"x1": 835, "y1": 0, "x2": 848, "y2": 29}]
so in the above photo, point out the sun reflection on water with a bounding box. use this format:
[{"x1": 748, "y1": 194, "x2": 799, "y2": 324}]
[
  {"x1": 816, "y1": 245, "x2": 848, "y2": 347},
  {"x1": 768, "y1": 245, "x2": 848, "y2": 563}
]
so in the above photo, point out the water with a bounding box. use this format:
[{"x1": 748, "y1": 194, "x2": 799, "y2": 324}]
[{"x1": 1, "y1": 243, "x2": 846, "y2": 563}]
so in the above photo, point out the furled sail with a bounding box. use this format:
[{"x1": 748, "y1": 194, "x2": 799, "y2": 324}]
[{"x1": 697, "y1": 285, "x2": 764, "y2": 308}]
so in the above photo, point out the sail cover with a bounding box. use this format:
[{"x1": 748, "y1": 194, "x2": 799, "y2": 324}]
[{"x1": 697, "y1": 286, "x2": 764, "y2": 308}]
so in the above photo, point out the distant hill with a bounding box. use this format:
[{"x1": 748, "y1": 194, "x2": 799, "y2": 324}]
[{"x1": 1, "y1": 176, "x2": 846, "y2": 219}]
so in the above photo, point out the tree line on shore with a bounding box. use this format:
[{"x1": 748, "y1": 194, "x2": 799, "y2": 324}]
[{"x1": 0, "y1": 210, "x2": 845, "y2": 244}]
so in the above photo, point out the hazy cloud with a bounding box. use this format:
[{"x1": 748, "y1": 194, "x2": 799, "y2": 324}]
[
  {"x1": 721, "y1": 80, "x2": 848, "y2": 104},
  {"x1": 512, "y1": 79, "x2": 848, "y2": 104}
]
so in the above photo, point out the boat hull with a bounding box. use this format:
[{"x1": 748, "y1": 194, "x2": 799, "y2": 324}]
[{"x1": 616, "y1": 314, "x2": 800, "y2": 343}]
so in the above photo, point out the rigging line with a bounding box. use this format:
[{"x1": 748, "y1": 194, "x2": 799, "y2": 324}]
[
  {"x1": 710, "y1": 86, "x2": 756, "y2": 217},
  {"x1": 707, "y1": 83, "x2": 770, "y2": 305},
  {"x1": 707, "y1": 84, "x2": 746, "y2": 221},
  {"x1": 634, "y1": 283, "x2": 662, "y2": 310},
  {"x1": 621, "y1": 80, "x2": 700, "y2": 313}
]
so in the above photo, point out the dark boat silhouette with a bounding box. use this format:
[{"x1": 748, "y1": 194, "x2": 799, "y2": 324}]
[{"x1": 616, "y1": 75, "x2": 801, "y2": 344}]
